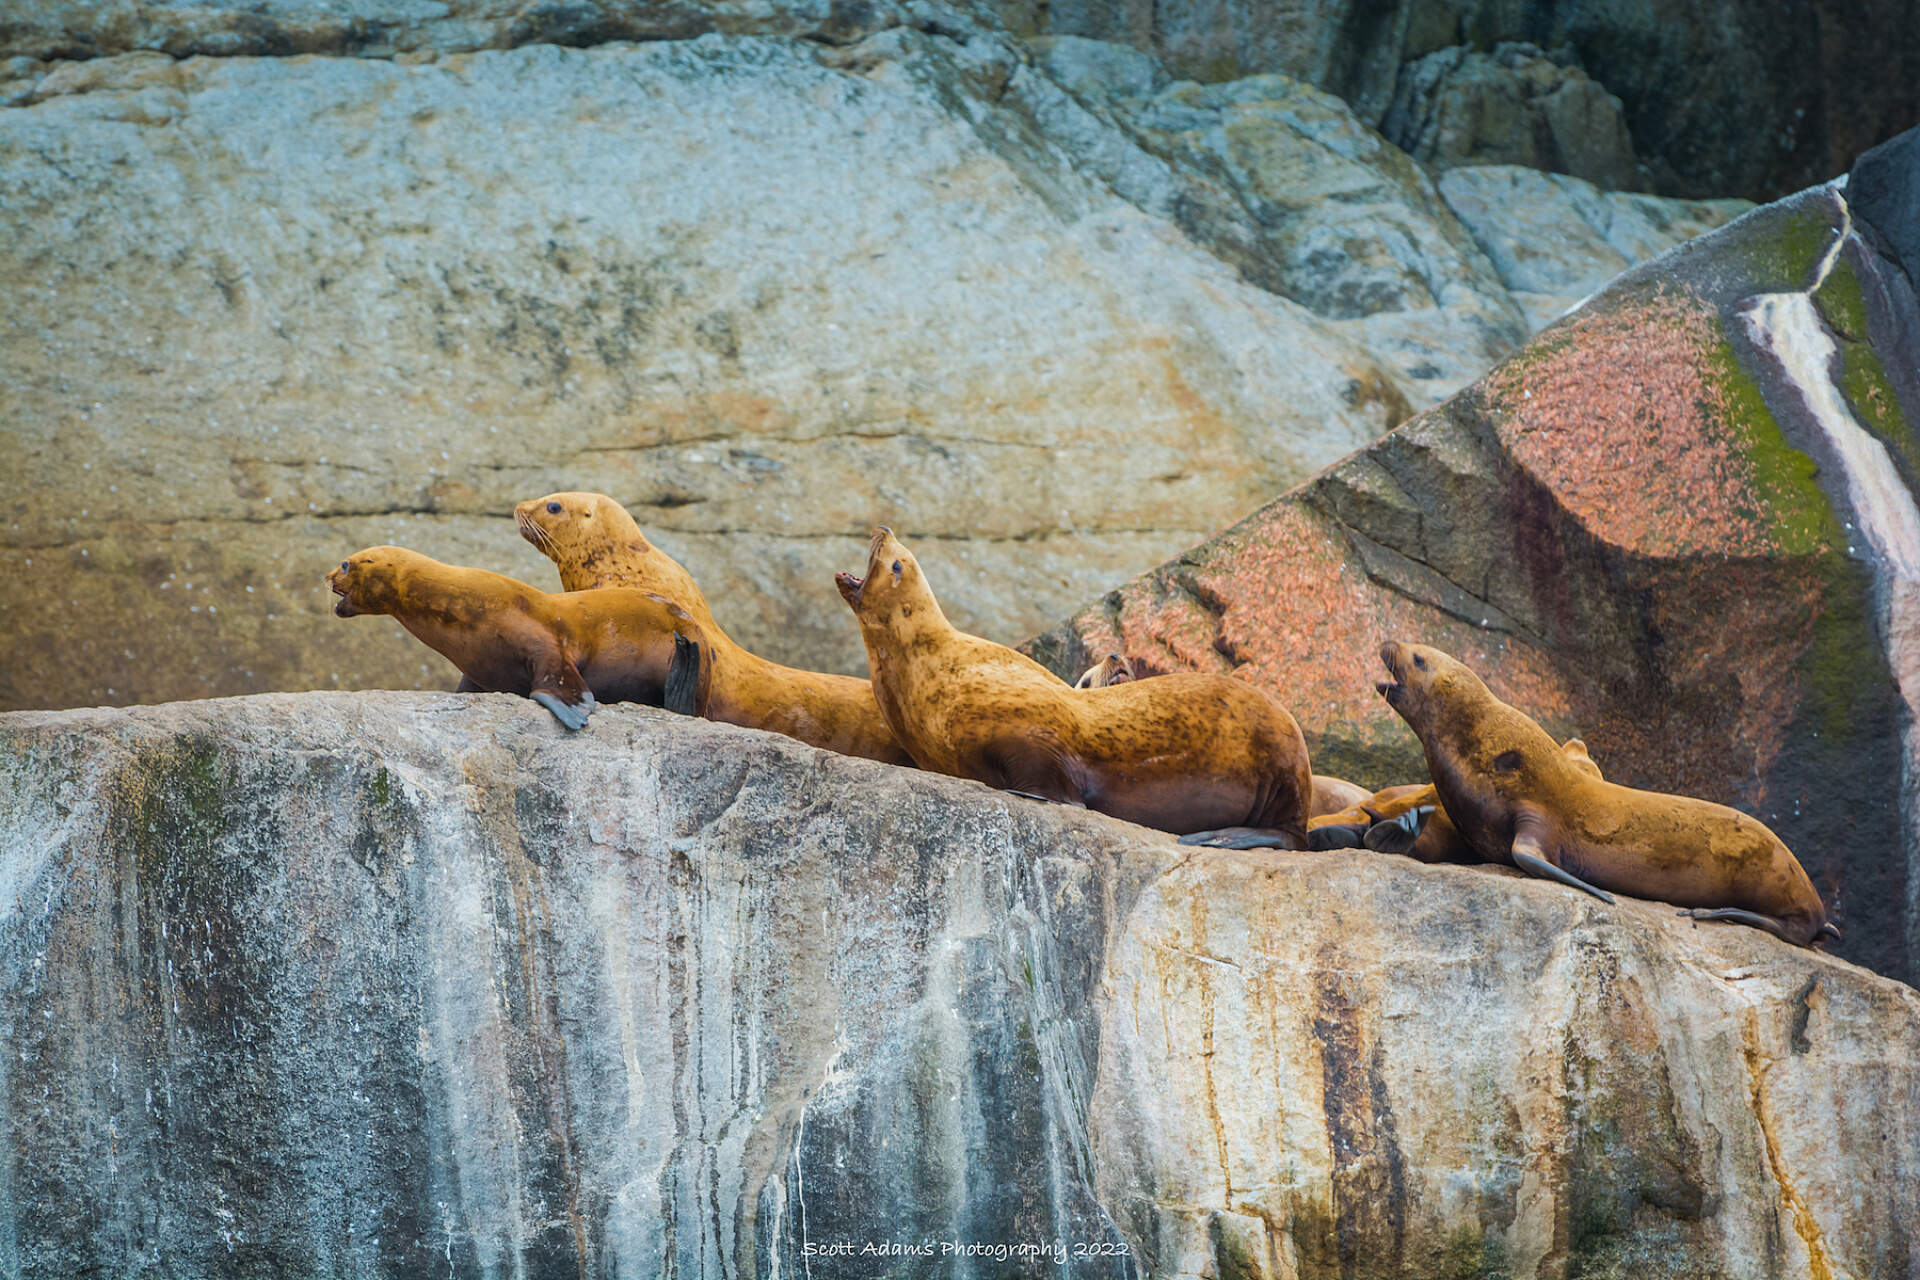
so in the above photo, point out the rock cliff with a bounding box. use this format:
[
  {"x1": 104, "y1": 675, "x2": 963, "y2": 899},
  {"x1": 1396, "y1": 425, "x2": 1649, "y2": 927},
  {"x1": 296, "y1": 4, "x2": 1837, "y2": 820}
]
[
  {"x1": 1031, "y1": 131, "x2": 1920, "y2": 986},
  {"x1": 3, "y1": 693, "x2": 1917, "y2": 1278},
  {"x1": 1, "y1": 4, "x2": 1747, "y2": 711}
]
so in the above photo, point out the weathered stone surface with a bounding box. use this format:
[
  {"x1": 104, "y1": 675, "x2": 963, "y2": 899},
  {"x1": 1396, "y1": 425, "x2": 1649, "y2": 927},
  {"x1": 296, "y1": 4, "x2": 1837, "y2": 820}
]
[
  {"x1": 3, "y1": 692, "x2": 1917, "y2": 1277},
  {"x1": 0, "y1": 0, "x2": 922, "y2": 61},
  {"x1": 988, "y1": 0, "x2": 1920, "y2": 201},
  {"x1": 0, "y1": 34, "x2": 1425, "y2": 708},
  {"x1": 1438, "y1": 166, "x2": 1751, "y2": 330},
  {"x1": 1380, "y1": 42, "x2": 1638, "y2": 191},
  {"x1": 1030, "y1": 157, "x2": 1920, "y2": 985},
  {"x1": 1023, "y1": 44, "x2": 1531, "y2": 396},
  {"x1": 3, "y1": 22, "x2": 1740, "y2": 714}
]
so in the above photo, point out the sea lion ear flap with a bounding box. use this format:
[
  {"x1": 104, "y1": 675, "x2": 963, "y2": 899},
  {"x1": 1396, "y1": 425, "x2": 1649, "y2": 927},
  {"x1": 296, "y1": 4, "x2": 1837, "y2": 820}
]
[{"x1": 665, "y1": 632, "x2": 707, "y2": 717}]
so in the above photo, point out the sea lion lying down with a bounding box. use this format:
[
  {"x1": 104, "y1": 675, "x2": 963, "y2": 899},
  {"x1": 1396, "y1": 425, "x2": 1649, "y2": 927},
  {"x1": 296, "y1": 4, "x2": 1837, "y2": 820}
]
[
  {"x1": 1073, "y1": 655, "x2": 1372, "y2": 824},
  {"x1": 1376, "y1": 640, "x2": 1837, "y2": 947},
  {"x1": 839, "y1": 529, "x2": 1314, "y2": 844}
]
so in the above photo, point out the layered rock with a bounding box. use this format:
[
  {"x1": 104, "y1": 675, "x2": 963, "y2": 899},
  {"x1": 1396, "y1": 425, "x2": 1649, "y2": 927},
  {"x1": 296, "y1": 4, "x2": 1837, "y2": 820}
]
[
  {"x1": 1380, "y1": 42, "x2": 1638, "y2": 191},
  {"x1": 988, "y1": 0, "x2": 1920, "y2": 201},
  {"x1": 3, "y1": 693, "x2": 1916, "y2": 1278},
  {"x1": 1030, "y1": 138, "x2": 1920, "y2": 984},
  {"x1": 0, "y1": 21, "x2": 1742, "y2": 712}
]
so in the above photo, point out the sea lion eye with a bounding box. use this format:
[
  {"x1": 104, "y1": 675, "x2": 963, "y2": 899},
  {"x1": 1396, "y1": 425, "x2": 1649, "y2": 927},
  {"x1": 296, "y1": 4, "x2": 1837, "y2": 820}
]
[
  {"x1": 340, "y1": 560, "x2": 351, "y2": 572},
  {"x1": 546, "y1": 501, "x2": 562, "y2": 515},
  {"x1": 891, "y1": 560, "x2": 902, "y2": 574},
  {"x1": 1413, "y1": 653, "x2": 1427, "y2": 669}
]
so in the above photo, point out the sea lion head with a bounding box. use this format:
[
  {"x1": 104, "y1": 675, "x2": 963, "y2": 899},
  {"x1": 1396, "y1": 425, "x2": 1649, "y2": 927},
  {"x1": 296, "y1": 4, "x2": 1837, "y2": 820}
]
[
  {"x1": 515, "y1": 491, "x2": 647, "y2": 566},
  {"x1": 326, "y1": 546, "x2": 410, "y2": 618},
  {"x1": 836, "y1": 526, "x2": 939, "y2": 630},
  {"x1": 1075, "y1": 653, "x2": 1135, "y2": 689},
  {"x1": 1375, "y1": 640, "x2": 1486, "y2": 729}
]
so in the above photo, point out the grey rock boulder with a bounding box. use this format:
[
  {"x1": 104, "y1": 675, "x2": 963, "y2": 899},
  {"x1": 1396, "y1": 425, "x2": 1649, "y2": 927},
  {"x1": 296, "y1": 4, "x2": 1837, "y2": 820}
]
[
  {"x1": 2, "y1": 692, "x2": 1917, "y2": 1277},
  {"x1": 1380, "y1": 42, "x2": 1639, "y2": 192},
  {"x1": 1438, "y1": 165, "x2": 1751, "y2": 330}
]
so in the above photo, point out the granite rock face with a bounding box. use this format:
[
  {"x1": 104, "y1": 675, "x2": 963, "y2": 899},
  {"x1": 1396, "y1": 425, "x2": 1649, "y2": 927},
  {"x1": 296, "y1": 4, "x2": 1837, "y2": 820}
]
[
  {"x1": 1030, "y1": 141, "x2": 1920, "y2": 985},
  {"x1": 1379, "y1": 42, "x2": 1638, "y2": 191},
  {"x1": 988, "y1": 0, "x2": 1920, "y2": 201},
  {"x1": 3, "y1": 693, "x2": 1917, "y2": 1278},
  {"x1": 1437, "y1": 166, "x2": 1751, "y2": 331},
  {"x1": 0, "y1": 19, "x2": 1742, "y2": 712}
]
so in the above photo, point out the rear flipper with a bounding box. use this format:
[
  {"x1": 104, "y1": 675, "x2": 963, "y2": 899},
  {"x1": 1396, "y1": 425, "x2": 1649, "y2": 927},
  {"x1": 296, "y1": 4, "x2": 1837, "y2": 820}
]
[
  {"x1": 530, "y1": 650, "x2": 596, "y2": 731},
  {"x1": 1004, "y1": 789, "x2": 1083, "y2": 807},
  {"x1": 1363, "y1": 805, "x2": 1434, "y2": 855},
  {"x1": 1308, "y1": 823, "x2": 1368, "y2": 851},
  {"x1": 1512, "y1": 806, "x2": 1615, "y2": 904},
  {"x1": 1178, "y1": 826, "x2": 1305, "y2": 850},
  {"x1": 664, "y1": 633, "x2": 703, "y2": 717},
  {"x1": 1677, "y1": 906, "x2": 1830, "y2": 947}
]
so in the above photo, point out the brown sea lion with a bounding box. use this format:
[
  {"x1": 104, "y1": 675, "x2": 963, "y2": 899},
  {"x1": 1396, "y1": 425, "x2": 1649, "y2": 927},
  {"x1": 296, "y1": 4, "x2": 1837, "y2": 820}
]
[
  {"x1": 1377, "y1": 641, "x2": 1837, "y2": 946},
  {"x1": 837, "y1": 528, "x2": 1313, "y2": 843},
  {"x1": 1342, "y1": 740, "x2": 1606, "y2": 861},
  {"x1": 1074, "y1": 653, "x2": 1135, "y2": 689},
  {"x1": 327, "y1": 546, "x2": 707, "y2": 730},
  {"x1": 514, "y1": 492, "x2": 713, "y2": 622},
  {"x1": 1075, "y1": 654, "x2": 1364, "y2": 819},
  {"x1": 515, "y1": 493, "x2": 915, "y2": 766}
]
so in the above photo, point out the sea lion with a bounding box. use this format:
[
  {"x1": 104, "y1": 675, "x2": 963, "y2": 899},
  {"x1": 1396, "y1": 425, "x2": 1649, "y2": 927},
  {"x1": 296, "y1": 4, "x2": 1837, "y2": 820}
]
[
  {"x1": 514, "y1": 491, "x2": 713, "y2": 622},
  {"x1": 1336, "y1": 740, "x2": 1607, "y2": 861},
  {"x1": 837, "y1": 528, "x2": 1313, "y2": 843},
  {"x1": 1074, "y1": 653, "x2": 1135, "y2": 689},
  {"x1": 327, "y1": 546, "x2": 708, "y2": 730},
  {"x1": 1376, "y1": 641, "x2": 1837, "y2": 946},
  {"x1": 1074, "y1": 654, "x2": 1365, "y2": 818},
  {"x1": 516, "y1": 492, "x2": 915, "y2": 766}
]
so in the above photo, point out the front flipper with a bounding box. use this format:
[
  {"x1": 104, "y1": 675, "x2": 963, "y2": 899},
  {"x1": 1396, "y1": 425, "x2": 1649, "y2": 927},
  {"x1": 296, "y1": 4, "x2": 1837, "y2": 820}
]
[
  {"x1": 1511, "y1": 806, "x2": 1615, "y2": 904},
  {"x1": 1363, "y1": 805, "x2": 1434, "y2": 855},
  {"x1": 530, "y1": 650, "x2": 596, "y2": 731},
  {"x1": 1677, "y1": 906, "x2": 1818, "y2": 946},
  {"x1": 1179, "y1": 826, "x2": 1300, "y2": 850},
  {"x1": 664, "y1": 633, "x2": 704, "y2": 717}
]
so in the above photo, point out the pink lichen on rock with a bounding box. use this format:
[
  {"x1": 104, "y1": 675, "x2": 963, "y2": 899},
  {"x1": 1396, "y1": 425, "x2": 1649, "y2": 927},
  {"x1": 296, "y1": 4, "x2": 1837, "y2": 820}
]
[
  {"x1": 1487, "y1": 287, "x2": 1783, "y2": 558},
  {"x1": 1074, "y1": 503, "x2": 1576, "y2": 750}
]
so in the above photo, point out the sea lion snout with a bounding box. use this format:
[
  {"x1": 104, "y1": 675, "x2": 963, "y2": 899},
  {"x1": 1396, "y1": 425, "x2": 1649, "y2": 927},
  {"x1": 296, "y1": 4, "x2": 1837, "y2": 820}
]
[{"x1": 327, "y1": 564, "x2": 363, "y2": 616}]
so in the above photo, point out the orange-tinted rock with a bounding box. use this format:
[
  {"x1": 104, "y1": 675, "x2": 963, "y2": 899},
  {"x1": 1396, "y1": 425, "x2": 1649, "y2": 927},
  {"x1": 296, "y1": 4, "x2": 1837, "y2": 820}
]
[{"x1": 1030, "y1": 170, "x2": 1920, "y2": 982}]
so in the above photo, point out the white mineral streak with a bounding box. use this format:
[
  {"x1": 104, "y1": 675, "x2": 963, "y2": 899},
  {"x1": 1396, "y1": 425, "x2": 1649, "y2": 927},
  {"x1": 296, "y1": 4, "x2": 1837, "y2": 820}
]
[{"x1": 1737, "y1": 189, "x2": 1920, "y2": 983}]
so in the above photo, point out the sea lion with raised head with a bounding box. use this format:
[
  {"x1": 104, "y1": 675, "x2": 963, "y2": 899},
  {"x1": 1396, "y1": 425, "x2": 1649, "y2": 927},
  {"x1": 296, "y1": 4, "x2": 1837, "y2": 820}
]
[
  {"x1": 1376, "y1": 640, "x2": 1836, "y2": 946},
  {"x1": 1328, "y1": 739, "x2": 1607, "y2": 860},
  {"x1": 837, "y1": 528, "x2": 1313, "y2": 843},
  {"x1": 327, "y1": 546, "x2": 707, "y2": 730},
  {"x1": 515, "y1": 492, "x2": 713, "y2": 622},
  {"x1": 516, "y1": 492, "x2": 915, "y2": 765}
]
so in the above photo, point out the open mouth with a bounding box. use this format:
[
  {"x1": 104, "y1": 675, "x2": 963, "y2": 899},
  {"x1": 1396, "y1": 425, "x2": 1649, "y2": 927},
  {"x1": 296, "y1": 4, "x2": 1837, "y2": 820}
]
[
  {"x1": 1375, "y1": 642, "x2": 1405, "y2": 701},
  {"x1": 329, "y1": 575, "x2": 358, "y2": 616},
  {"x1": 835, "y1": 571, "x2": 865, "y2": 608}
]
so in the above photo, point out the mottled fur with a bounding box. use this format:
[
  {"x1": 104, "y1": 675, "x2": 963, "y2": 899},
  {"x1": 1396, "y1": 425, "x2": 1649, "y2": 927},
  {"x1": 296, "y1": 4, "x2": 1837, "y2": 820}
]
[
  {"x1": 516, "y1": 492, "x2": 914, "y2": 765},
  {"x1": 1378, "y1": 641, "x2": 1834, "y2": 946},
  {"x1": 327, "y1": 545, "x2": 709, "y2": 729},
  {"x1": 839, "y1": 529, "x2": 1312, "y2": 843}
]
